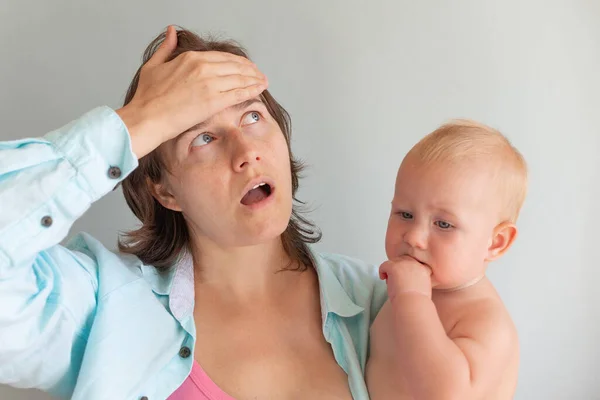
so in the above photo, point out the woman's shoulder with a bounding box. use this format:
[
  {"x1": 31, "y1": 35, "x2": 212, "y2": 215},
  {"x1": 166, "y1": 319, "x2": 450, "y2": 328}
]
[
  {"x1": 64, "y1": 232, "x2": 152, "y2": 295},
  {"x1": 313, "y1": 251, "x2": 379, "y2": 282}
]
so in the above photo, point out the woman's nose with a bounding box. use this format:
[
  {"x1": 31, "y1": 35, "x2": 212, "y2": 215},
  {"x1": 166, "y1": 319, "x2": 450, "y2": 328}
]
[{"x1": 231, "y1": 133, "x2": 261, "y2": 172}]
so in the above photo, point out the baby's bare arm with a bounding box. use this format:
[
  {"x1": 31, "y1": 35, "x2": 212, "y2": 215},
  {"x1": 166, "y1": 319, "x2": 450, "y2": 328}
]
[
  {"x1": 446, "y1": 300, "x2": 518, "y2": 398},
  {"x1": 367, "y1": 296, "x2": 517, "y2": 400}
]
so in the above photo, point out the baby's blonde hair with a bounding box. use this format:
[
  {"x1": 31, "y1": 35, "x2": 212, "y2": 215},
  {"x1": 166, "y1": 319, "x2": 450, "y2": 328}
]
[{"x1": 405, "y1": 119, "x2": 528, "y2": 223}]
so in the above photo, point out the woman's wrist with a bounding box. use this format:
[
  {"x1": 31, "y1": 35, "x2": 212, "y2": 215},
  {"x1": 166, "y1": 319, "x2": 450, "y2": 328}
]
[{"x1": 116, "y1": 103, "x2": 163, "y2": 159}]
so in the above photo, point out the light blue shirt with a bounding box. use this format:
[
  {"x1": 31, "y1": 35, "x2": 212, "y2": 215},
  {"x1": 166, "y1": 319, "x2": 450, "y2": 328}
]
[{"x1": 0, "y1": 107, "x2": 387, "y2": 400}]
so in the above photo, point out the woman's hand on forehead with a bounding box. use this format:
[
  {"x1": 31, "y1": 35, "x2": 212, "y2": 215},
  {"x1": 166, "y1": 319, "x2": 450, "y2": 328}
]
[{"x1": 117, "y1": 25, "x2": 269, "y2": 159}]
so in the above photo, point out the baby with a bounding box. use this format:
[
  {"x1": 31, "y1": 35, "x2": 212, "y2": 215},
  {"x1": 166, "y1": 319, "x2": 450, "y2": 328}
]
[{"x1": 366, "y1": 120, "x2": 527, "y2": 400}]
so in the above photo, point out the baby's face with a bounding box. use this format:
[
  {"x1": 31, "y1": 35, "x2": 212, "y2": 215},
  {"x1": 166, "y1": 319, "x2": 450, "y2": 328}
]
[{"x1": 385, "y1": 158, "x2": 502, "y2": 289}]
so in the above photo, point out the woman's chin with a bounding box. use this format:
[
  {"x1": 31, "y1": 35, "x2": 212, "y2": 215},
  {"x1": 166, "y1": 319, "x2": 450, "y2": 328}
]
[{"x1": 233, "y1": 219, "x2": 290, "y2": 247}]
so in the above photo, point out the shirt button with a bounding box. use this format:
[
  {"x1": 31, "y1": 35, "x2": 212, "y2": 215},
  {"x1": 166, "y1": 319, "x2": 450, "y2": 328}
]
[
  {"x1": 41, "y1": 216, "x2": 53, "y2": 227},
  {"x1": 108, "y1": 166, "x2": 122, "y2": 179},
  {"x1": 179, "y1": 346, "x2": 191, "y2": 359}
]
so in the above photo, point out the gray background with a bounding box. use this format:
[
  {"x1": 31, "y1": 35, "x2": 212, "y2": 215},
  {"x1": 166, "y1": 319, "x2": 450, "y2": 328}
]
[{"x1": 1, "y1": 0, "x2": 599, "y2": 399}]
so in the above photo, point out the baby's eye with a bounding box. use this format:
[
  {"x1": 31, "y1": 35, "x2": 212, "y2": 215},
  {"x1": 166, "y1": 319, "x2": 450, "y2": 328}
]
[
  {"x1": 242, "y1": 111, "x2": 261, "y2": 125},
  {"x1": 398, "y1": 211, "x2": 413, "y2": 220},
  {"x1": 435, "y1": 220, "x2": 453, "y2": 230},
  {"x1": 191, "y1": 133, "x2": 215, "y2": 147}
]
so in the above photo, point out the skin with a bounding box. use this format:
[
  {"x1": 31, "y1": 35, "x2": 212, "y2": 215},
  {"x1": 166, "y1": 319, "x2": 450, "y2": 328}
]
[
  {"x1": 366, "y1": 156, "x2": 520, "y2": 400},
  {"x1": 117, "y1": 26, "x2": 352, "y2": 399}
]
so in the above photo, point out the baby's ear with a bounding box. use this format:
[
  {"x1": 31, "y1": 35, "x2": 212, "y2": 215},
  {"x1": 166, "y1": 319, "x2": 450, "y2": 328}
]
[{"x1": 486, "y1": 221, "x2": 518, "y2": 262}]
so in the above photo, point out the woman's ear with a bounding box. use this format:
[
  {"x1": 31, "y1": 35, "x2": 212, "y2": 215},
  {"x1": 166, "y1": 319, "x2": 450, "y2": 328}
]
[
  {"x1": 148, "y1": 177, "x2": 182, "y2": 212},
  {"x1": 486, "y1": 221, "x2": 518, "y2": 262}
]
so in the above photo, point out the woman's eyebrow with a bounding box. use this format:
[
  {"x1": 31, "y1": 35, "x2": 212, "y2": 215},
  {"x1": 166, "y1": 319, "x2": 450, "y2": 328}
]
[
  {"x1": 179, "y1": 98, "x2": 264, "y2": 137},
  {"x1": 231, "y1": 97, "x2": 264, "y2": 112},
  {"x1": 174, "y1": 98, "x2": 266, "y2": 148}
]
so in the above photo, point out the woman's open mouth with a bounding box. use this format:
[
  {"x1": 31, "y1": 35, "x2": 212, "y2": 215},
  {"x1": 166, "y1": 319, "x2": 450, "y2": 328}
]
[{"x1": 241, "y1": 182, "x2": 273, "y2": 206}]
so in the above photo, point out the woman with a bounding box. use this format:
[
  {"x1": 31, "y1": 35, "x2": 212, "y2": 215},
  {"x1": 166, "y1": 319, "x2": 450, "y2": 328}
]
[{"x1": 0, "y1": 26, "x2": 386, "y2": 400}]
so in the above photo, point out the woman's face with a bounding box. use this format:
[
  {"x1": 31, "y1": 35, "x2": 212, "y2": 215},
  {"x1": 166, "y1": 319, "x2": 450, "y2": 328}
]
[{"x1": 154, "y1": 97, "x2": 293, "y2": 249}]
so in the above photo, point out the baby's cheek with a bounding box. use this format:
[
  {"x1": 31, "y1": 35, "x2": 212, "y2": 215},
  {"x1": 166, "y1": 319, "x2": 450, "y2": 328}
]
[
  {"x1": 431, "y1": 248, "x2": 458, "y2": 282},
  {"x1": 384, "y1": 231, "x2": 400, "y2": 259}
]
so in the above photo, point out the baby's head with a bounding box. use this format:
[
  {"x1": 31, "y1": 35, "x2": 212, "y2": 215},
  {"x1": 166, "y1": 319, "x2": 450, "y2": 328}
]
[{"x1": 385, "y1": 120, "x2": 527, "y2": 290}]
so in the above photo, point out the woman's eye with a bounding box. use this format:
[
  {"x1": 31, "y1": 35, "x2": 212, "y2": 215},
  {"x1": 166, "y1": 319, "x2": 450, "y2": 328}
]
[
  {"x1": 242, "y1": 111, "x2": 261, "y2": 125},
  {"x1": 191, "y1": 133, "x2": 215, "y2": 147},
  {"x1": 435, "y1": 220, "x2": 453, "y2": 229},
  {"x1": 399, "y1": 211, "x2": 413, "y2": 220}
]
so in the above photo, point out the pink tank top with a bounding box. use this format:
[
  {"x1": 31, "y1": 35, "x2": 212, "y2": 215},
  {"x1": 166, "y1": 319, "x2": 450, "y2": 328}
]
[{"x1": 169, "y1": 361, "x2": 236, "y2": 400}]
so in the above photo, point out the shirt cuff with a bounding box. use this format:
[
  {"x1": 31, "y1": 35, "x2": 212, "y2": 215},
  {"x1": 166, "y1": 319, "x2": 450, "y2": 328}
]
[{"x1": 44, "y1": 106, "x2": 139, "y2": 201}]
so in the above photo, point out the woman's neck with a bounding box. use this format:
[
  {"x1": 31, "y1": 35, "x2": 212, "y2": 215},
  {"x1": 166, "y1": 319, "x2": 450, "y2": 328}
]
[{"x1": 190, "y1": 236, "x2": 300, "y2": 299}]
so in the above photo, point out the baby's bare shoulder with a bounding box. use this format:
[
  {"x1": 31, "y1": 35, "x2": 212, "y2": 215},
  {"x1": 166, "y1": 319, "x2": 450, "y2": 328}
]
[
  {"x1": 449, "y1": 295, "x2": 517, "y2": 347},
  {"x1": 445, "y1": 293, "x2": 519, "y2": 396}
]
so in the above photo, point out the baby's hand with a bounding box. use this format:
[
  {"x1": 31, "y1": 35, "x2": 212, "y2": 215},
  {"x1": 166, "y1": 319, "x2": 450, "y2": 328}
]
[{"x1": 379, "y1": 256, "x2": 433, "y2": 300}]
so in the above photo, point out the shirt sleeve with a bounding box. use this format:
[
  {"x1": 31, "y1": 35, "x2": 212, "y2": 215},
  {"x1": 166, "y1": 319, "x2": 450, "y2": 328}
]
[{"x1": 0, "y1": 106, "x2": 138, "y2": 397}]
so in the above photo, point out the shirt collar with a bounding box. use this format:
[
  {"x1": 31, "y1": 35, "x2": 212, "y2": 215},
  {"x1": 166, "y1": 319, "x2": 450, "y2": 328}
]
[
  {"x1": 141, "y1": 250, "x2": 194, "y2": 321},
  {"x1": 141, "y1": 248, "x2": 363, "y2": 324}
]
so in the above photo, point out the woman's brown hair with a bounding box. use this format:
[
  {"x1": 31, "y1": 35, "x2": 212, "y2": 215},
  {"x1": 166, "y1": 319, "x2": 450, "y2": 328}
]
[{"x1": 118, "y1": 27, "x2": 321, "y2": 272}]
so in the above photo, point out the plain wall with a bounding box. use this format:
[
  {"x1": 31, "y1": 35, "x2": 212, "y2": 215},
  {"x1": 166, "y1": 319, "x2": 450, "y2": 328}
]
[{"x1": 1, "y1": 0, "x2": 598, "y2": 398}]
